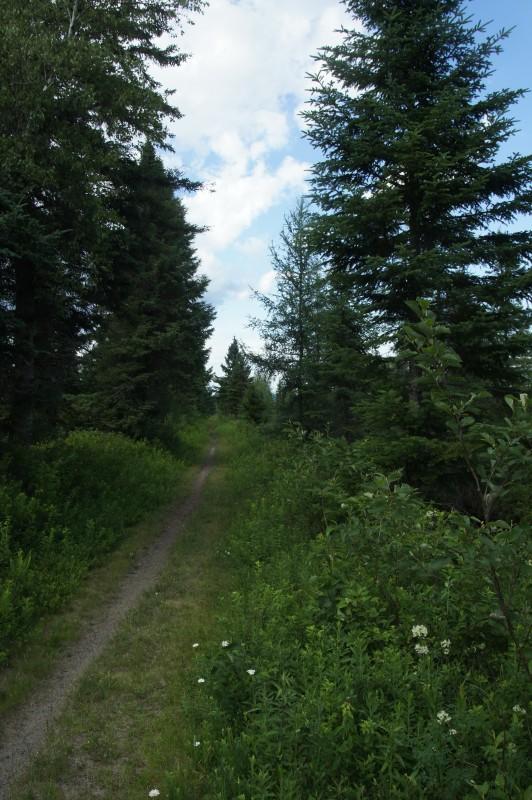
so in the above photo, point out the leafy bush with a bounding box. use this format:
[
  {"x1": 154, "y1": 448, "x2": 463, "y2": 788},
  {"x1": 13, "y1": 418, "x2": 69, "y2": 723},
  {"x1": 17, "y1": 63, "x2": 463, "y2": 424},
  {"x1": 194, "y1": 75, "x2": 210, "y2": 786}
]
[
  {"x1": 184, "y1": 425, "x2": 531, "y2": 800},
  {"x1": 0, "y1": 430, "x2": 186, "y2": 663}
]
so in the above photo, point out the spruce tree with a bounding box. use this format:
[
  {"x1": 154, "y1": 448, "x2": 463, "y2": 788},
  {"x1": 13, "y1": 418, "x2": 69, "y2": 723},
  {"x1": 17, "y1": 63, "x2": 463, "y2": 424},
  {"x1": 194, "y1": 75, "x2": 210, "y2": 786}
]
[
  {"x1": 0, "y1": 0, "x2": 203, "y2": 442},
  {"x1": 73, "y1": 145, "x2": 214, "y2": 440},
  {"x1": 216, "y1": 339, "x2": 251, "y2": 417},
  {"x1": 304, "y1": 0, "x2": 532, "y2": 391},
  {"x1": 242, "y1": 378, "x2": 272, "y2": 425},
  {"x1": 251, "y1": 199, "x2": 325, "y2": 426},
  {"x1": 312, "y1": 274, "x2": 384, "y2": 435}
]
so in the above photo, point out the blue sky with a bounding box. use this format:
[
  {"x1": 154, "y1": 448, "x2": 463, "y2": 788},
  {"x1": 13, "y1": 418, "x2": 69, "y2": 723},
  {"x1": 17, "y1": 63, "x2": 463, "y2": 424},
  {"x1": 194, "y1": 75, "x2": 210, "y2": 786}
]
[{"x1": 154, "y1": 0, "x2": 532, "y2": 373}]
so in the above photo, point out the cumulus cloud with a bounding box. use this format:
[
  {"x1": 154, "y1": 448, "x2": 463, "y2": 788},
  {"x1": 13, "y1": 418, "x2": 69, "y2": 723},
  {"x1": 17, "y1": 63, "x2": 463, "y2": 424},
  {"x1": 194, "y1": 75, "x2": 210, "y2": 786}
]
[
  {"x1": 186, "y1": 154, "x2": 308, "y2": 256},
  {"x1": 161, "y1": 0, "x2": 348, "y2": 153},
  {"x1": 258, "y1": 269, "x2": 277, "y2": 293},
  {"x1": 150, "y1": 0, "x2": 352, "y2": 366},
  {"x1": 154, "y1": 1, "x2": 348, "y2": 260},
  {"x1": 236, "y1": 236, "x2": 267, "y2": 256}
]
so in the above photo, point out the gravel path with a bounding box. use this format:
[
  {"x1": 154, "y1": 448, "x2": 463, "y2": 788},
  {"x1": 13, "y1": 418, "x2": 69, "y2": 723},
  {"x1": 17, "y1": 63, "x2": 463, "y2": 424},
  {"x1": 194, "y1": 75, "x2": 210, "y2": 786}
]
[{"x1": 0, "y1": 445, "x2": 216, "y2": 799}]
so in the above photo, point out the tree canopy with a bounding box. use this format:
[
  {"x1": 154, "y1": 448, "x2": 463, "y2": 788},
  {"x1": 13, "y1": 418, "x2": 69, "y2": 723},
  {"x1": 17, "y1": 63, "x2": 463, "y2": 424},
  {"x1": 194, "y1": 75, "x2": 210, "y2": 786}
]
[
  {"x1": 0, "y1": 0, "x2": 206, "y2": 442},
  {"x1": 303, "y1": 0, "x2": 532, "y2": 390}
]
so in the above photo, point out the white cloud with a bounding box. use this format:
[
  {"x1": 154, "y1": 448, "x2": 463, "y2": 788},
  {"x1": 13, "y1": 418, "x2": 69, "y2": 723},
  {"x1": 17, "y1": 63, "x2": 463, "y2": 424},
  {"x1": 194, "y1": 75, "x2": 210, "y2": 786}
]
[
  {"x1": 154, "y1": 1, "x2": 349, "y2": 252},
  {"x1": 258, "y1": 269, "x2": 276, "y2": 293},
  {"x1": 150, "y1": 0, "x2": 352, "y2": 368},
  {"x1": 162, "y1": 0, "x2": 348, "y2": 152},
  {"x1": 186, "y1": 154, "x2": 308, "y2": 267},
  {"x1": 236, "y1": 236, "x2": 267, "y2": 256}
]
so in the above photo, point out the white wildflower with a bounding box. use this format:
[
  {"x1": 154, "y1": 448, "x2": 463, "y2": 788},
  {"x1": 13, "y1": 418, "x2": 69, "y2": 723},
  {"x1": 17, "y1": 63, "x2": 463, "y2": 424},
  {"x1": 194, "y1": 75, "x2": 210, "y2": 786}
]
[
  {"x1": 449, "y1": 729, "x2": 457, "y2": 736},
  {"x1": 246, "y1": 669, "x2": 256, "y2": 676},
  {"x1": 149, "y1": 791, "x2": 160, "y2": 798},
  {"x1": 221, "y1": 640, "x2": 230, "y2": 648},
  {"x1": 513, "y1": 704, "x2": 526, "y2": 715},
  {"x1": 192, "y1": 642, "x2": 199, "y2": 648},
  {"x1": 437, "y1": 710, "x2": 451, "y2": 725},
  {"x1": 411, "y1": 625, "x2": 428, "y2": 639},
  {"x1": 436, "y1": 710, "x2": 452, "y2": 725},
  {"x1": 414, "y1": 643, "x2": 429, "y2": 655},
  {"x1": 193, "y1": 739, "x2": 201, "y2": 747},
  {"x1": 440, "y1": 639, "x2": 451, "y2": 655},
  {"x1": 197, "y1": 678, "x2": 205, "y2": 684}
]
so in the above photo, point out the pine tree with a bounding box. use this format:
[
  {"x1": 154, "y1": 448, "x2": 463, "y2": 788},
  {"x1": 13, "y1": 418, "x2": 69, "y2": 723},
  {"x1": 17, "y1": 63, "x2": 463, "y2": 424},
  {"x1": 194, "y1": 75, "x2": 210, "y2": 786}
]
[
  {"x1": 304, "y1": 0, "x2": 532, "y2": 391},
  {"x1": 73, "y1": 145, "x2": 214, "y2": 440},
  {"x1": 0, "y1": 0, "x2": 204, "y2": 442},
  {"x1": 216, "y1": 339, "x2": 251, "y2": 417}
]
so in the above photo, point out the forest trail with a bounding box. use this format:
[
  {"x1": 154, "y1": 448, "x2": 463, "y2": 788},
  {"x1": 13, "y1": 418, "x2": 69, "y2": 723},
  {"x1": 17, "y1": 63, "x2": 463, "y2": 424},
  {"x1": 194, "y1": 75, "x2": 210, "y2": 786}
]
[{"x1": 0, "y1": 444, "x2": 216, "y2": 800}]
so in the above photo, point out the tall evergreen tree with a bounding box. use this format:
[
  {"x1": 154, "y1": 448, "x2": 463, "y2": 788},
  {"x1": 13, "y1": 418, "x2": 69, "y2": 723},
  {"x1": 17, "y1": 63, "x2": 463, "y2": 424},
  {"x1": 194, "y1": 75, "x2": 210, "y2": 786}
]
[
  {"x1": 216, "y1": 339, "x2": 251, "y2": 417},
  {"x1": 251, "y1": 199, "x2": 325, "y2": 426},
  {"x1": 312, "y1": 274, "x2": 384, "y2": 435},
  {"x1": 73, "y1": 145, "x2": 213, "y2": 440},
  {"x1": 0, "y1": 0, "x2": 203, "y2": 442},
  {"x1": 242, "y1": 377, "x2": 273, "y2": 425},
  {"x1": 304, "y1": 0, "x2": 532, "y2": 391}
]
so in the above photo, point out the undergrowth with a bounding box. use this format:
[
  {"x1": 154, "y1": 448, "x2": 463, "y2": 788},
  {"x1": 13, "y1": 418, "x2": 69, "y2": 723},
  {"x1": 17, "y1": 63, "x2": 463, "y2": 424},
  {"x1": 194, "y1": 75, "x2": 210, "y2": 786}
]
[
  {"x1": 177, "y1": 422, "x2": 531, "y2": 800},
  {"x1": 0, "y1": 423, "x2": 204, "y2": 665}
]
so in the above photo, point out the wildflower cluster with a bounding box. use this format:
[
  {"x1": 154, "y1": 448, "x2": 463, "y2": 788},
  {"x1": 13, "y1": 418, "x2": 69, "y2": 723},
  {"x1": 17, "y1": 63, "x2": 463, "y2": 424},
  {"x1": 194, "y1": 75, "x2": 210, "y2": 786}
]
[
  {"x1": 411, "y1": 626, "x2": 452, "y2": 658},
  {"x1": 412, "y1": 624, "x2": 429, "y2": 655},
  {"x1": 436, "y1": 710, "x2": 457, "y2": 736}
]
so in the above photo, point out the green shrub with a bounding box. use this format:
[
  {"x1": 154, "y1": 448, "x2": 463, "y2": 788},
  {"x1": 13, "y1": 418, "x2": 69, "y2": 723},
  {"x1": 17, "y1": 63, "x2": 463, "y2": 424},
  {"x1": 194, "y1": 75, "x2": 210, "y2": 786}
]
[
  {"x1": 184, "y1": 425, "x2": 531, "y2": 800},
  {"x1": 0, "y1": 430, "x2": 186, "y2": 663}
]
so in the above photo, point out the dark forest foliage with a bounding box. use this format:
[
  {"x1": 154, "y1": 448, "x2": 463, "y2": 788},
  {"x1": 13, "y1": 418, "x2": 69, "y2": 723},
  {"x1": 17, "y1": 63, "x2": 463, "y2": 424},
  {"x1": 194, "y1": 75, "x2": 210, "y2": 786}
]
[
  {"x1": 303, "y1": 0, "x2": 532, "y2": 391},
  {"x1": 0, "y1": 0, "x2": 211, "y2": 444},
  {"x1": 0, "y1": 0, "x2": 213, "y2": 664},
  {"x1": 70, "y1": 144, "x2": 213, "y2": 442},
  {"x1": 215, "y1": 338, "x2": 252, "y2": 417}
]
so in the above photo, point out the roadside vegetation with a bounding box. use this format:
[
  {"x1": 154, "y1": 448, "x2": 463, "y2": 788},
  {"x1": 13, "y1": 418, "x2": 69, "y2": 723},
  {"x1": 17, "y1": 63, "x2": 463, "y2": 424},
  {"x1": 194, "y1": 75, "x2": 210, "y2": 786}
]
[
  {"x1": 0, "y1": 420, "x2": 210, "y2": 667},
  {"x1": 176, "y1": 420, "x2": 532, "y2": 800},
  {"x1": 8, "y1": 418, "x2": 531, "y2": 798}
]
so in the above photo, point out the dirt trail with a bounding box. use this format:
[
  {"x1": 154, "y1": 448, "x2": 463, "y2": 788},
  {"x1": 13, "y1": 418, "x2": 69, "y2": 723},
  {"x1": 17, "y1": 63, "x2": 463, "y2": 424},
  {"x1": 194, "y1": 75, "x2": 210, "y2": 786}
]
[{"x1": 0, "y1": 445, "x2": 216, "y2": 799}]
